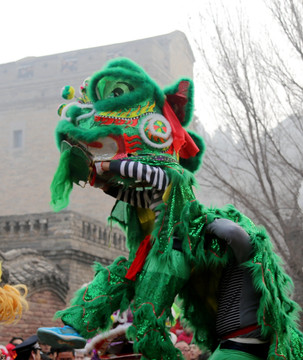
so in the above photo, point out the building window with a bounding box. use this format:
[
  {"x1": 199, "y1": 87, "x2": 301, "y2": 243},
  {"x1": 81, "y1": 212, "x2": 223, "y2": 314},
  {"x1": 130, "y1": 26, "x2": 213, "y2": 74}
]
[
  {"x1": 13, "y1": 130, "x2": 23, "y2": 149},
  {"x1": 18, "y1": 65, "x2": 34, "y2": 79},
  {"x1": 61, "y1": 58, "x2": 78, "y2": 72}
]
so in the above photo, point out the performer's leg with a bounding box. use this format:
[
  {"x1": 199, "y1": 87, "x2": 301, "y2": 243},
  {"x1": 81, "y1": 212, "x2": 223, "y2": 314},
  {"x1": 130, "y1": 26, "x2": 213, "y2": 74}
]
[
  {"x1": 128, "y1": 250, "x2": 191, "y2": 360},
  {"x1": 38, "y1": 256, "x2": 134, "y2": 346}
]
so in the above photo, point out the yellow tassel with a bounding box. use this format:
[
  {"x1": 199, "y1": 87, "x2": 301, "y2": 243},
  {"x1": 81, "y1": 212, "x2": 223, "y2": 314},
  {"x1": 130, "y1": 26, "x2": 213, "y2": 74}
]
[
  {"x1": 162, "y1": 183, "x2": 172, "y2": 203},
  {"x1": 136, "y1": 208, "x2": 155, "y2": 235}
]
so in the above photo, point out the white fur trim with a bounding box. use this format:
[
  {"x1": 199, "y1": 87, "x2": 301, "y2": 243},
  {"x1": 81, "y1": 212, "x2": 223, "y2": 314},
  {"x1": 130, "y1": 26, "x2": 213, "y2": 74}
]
[
  {"x1": 60, "y1": 102, "x2": 95, "y2": 122},
  {"x1": 84, "y1": 323, "x2": 131, "y2": 353}
]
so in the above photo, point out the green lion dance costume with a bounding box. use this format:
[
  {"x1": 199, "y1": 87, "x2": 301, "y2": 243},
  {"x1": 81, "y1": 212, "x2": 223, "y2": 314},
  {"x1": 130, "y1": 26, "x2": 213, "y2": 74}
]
[{"x1": 37, "y1": 58, "x2": 303, "y2": 360}]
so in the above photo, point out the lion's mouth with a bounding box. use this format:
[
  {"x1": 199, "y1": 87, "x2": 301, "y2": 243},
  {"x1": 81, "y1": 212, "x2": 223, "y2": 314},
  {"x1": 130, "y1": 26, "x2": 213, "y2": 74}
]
[{"x1": 62, "y1": 134, "x2": 126, "y2": 162}]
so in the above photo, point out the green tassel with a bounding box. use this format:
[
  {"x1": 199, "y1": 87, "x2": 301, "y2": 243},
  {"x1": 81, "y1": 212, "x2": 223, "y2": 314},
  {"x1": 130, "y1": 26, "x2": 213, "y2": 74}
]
[
  {"x1": 50, "y1": 149, "x2": 73, "y2": 212},
  {"x1": 55, "y1": 257, "x2": 132, "y2": 339}
]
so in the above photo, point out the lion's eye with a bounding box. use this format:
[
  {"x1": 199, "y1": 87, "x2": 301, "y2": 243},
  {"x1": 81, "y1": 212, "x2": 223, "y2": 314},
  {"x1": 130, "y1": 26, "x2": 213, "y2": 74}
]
[
  {"x1": 106, "y1": 82, "x2": 134, "y2": 99},
  {"x1": 110, "y1": 87, "x2": 124, "y2": 98},
  {"x1": 96, "y1": 77, "x2": 136, "y2": 101}
]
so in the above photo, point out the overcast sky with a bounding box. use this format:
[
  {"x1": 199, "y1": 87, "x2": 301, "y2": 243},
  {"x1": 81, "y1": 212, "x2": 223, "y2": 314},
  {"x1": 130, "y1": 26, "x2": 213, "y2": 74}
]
[
  {"x1": 1, "y1": 0, "x2": 191, "y2": 64},
  {"x1": 1, "y1": 0, "x2": 268, "y2": 65}
]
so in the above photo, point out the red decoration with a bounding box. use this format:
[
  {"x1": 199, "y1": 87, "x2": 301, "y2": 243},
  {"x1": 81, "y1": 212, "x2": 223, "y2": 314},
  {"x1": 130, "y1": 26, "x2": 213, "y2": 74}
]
[
  {"x1": 163, "y1": 100, "x2": 199, "y2": 159},
  {"x1": 125, "y1": 235, "x2": 152, "y2": 281}
]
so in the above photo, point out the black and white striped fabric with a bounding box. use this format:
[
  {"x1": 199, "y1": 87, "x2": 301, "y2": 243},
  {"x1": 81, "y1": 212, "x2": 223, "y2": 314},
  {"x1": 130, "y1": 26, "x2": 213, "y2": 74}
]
[
  {"x1": 216, "y1": 263, "x2": 244, "y2": 336},
  {"x1": 111, "y1": 160, "x2": 170, "y2": 191},
  {"x1": 215, "y1": 262, "x2": 261, "y2": 339},
  {"x1": 205, "y1": 219, "x2": 260, "y2": 339},
  {"x1": 106, "y1": 160, "x2": 170, "y2": 217}
]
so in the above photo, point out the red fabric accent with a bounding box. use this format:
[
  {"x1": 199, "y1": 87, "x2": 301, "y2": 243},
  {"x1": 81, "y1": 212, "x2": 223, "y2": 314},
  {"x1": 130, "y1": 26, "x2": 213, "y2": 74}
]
[
  {"x1": 163, "y1": 100, "x2": 199, "y2": 159},
  {"x1": 221, "y1": 324, "x2": 260, "y2": 340},
  {"x1": 89, "y1": 166, "x2": 96, "y2": 186},
  {"x1": 125, "y1": 235, "x2": 152, "y2": 281},
  {"x1": 177, "y1": 331, "x2": 193, "y2": 345},
  {"x1": 165, "y1": 80, "x2": 190, "y2": 123},
  {"x1": 170, "y1": 319, "x2": 183, "y2": 335},
  {"x1": 180, "y1": 131, "x2": 200, "y2": 159},
  {"x1": 5, "y1": 344, "x2": 16, "y2": 359}
]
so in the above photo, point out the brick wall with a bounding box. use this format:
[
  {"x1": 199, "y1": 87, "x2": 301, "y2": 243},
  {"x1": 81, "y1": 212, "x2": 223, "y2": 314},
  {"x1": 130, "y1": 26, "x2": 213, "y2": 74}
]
[
  {"x1": 0, "y1": 290, "x2": 65, "y2": 344},
  {"x1": 0, "y1": 210, "x2": 129, "y2": 302},
  {"x1": 0, "y1": 210, "x2": 130, "y2": 345}
]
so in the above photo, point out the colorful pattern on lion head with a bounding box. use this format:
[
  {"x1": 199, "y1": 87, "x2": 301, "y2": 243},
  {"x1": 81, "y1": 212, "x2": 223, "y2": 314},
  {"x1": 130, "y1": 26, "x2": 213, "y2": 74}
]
[{"x1": 51, "y1": 58, "x2": 205, "y2": 211}]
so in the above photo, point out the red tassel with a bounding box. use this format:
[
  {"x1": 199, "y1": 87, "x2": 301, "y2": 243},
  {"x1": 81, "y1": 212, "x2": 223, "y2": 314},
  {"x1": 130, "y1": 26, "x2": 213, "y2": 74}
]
[{"x1": 125, "y1": 235, "x2": 152, "y2": 281}]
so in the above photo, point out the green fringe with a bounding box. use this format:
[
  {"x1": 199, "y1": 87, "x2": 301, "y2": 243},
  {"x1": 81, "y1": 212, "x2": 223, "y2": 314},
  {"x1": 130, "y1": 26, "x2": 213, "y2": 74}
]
[
  {"x1": 108, "y1": 201, "x2": 145, "y2": 261},
  {"x1": 50, "y1": 149, "x2": 73, "y2": 212},
  {"x1": 177, "y1": 203, "x2": 303, "y2": 359},
  {"x1": 50, "y1": 144, "x2": 91, "y2": 211},
  {"x1": 55, "y1": 257, "x2": 133, "y2": 339},
  {"x1": 125, "y1": 247, "x2": 191, "y2": 359},
  {"x1": 164, "y1": 164, "x2": 197, "y2": 188},
  {"x1": 127, "y1": 316, "x2": 179, "y2": 360},
  {"x1": 179, "y1": 131, "x2": 206, "y2": 173},
  {"x1": 106, "y1": 162, "x2": 197, "y2": 264}
]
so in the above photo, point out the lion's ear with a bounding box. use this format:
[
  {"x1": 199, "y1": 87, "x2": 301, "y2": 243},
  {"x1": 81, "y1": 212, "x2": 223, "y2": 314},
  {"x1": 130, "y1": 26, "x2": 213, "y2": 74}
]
[
  {"x1": 163, "y1": 78, "x2": 194, "y2": 127},
  {"x1": 179, "y1": 131, "x2": 206, "y2": 173}
]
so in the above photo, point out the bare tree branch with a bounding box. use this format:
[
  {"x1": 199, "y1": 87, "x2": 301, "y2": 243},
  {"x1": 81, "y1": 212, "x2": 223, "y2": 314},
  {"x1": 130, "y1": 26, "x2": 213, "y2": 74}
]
[{"x1": 190, "y1": 1, "x2": 303, "y2": 270}]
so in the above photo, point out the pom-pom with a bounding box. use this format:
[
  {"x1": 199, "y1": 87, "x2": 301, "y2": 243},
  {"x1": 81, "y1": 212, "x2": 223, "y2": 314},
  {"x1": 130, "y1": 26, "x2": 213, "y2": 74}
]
[
  {"x1": 61, "y1": 85, "x2": 75, "y2": 100},
  {"x1": 80, "y1": 78, "x2": 90, "y2": 95},
  {"x1": 0, "y1": 284, "x2": 28, "y2": 324},
  {"x1": 0, "y1": 262, "x2": 28, "y2": 324},
  {"x1": 57, "y1": 104, "x2": 66, "y2": 116}
]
